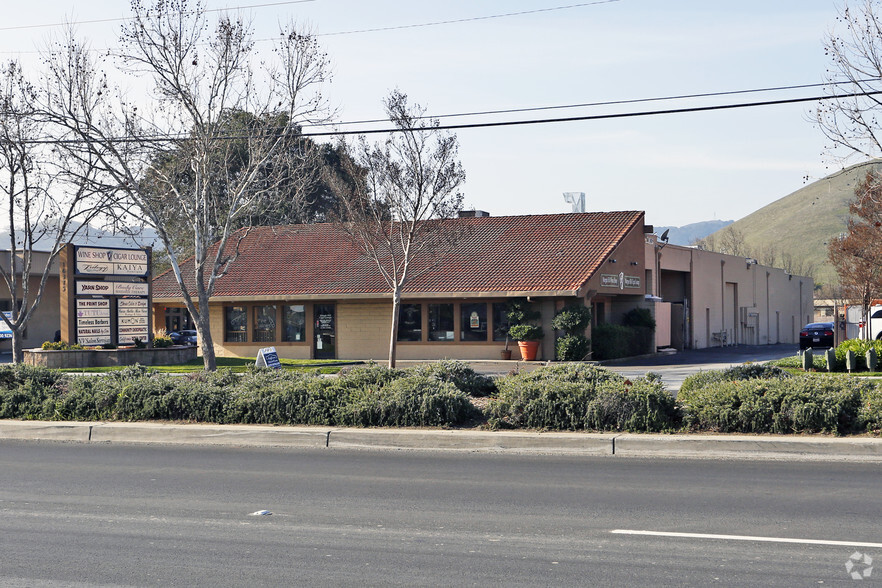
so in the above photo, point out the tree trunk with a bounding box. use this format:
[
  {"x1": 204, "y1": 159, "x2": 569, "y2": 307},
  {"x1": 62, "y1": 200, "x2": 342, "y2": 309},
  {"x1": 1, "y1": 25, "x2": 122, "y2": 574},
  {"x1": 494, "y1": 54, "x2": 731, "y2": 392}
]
[
  {"x1": 11, "y1": 329, "x2": 23, "y2": 364},
  {"x1": 193, "y1": 293, "x2": 217, "y2": 371},
  {"x1": 388, "y1": 287, "x2": 401, "y2": 368},
  {"x1": 197, "y1": 312, "x2": 217, "y2": 371}
]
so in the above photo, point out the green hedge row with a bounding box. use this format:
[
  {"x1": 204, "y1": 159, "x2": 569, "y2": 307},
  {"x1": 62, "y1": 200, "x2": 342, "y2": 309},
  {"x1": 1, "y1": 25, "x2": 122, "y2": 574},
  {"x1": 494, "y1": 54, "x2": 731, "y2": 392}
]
[
  {"x1": 0, "y1": 363, "x2": 480, "y2": 428},
  {"x1": 2, "y1": 360, "x2": 882, "y2": 435},
  {"x1": 486, "y1": 364, "x2": 677, "y2": 431}
]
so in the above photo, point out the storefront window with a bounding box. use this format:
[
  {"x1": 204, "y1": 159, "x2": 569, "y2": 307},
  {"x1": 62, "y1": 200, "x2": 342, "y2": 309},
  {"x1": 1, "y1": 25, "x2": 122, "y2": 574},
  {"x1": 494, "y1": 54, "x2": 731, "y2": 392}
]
[
  {"x1": 397, "y1": 303, "x2": 422, "y2": 341},
  {"x1": 253, "y1": 306, "x2": 277, "y2": 342},
  {"x1": 164, "y1": 307, "x2": 194, "y2": 333},
  {"x1": 282, "y1": 305, "x2": 306, "y2": 342},
  {"x1": 492, "y1": 303, "x2": 511, "y2": 342},
  {"x1": 224, "y1": 306, "x2": 247, "y2": 342},
  {"x1": 428, "y1": 303, "x2": 454, "y2": 341},
  {"x1": 460, "y1": 303, "x2": 487, "y2": 341}
]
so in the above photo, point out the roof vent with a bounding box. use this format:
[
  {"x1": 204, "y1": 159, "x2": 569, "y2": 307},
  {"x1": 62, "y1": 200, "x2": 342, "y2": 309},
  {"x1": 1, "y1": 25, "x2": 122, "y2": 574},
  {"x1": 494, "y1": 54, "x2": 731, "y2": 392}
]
[{"x1": 458, "y1": 210, "x2": 490, "y2": 218}]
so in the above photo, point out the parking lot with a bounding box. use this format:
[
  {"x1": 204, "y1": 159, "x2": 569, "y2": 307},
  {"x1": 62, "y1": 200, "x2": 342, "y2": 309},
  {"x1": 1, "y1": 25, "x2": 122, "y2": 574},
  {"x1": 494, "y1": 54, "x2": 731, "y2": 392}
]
[{"x1": 397, "y1": 344, "x2": 798, "y2": 393}]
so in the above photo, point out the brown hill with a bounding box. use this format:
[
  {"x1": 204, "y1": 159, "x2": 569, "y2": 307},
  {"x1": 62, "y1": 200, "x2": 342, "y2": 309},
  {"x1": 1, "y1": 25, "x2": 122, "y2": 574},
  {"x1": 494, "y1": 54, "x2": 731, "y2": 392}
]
[{"x1": 701, "y1": 159, "x2": 882, "y2": 286}]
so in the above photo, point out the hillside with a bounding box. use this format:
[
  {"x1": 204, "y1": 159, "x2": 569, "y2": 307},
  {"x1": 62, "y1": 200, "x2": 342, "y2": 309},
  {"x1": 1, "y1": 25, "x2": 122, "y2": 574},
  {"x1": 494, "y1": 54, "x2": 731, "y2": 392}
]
[
  {"x1": 655, "y1": 220, "x2": 733, "y2": 246},
  {"x1": 703, "y1": 159, "x2": 882, "y2": 286}
]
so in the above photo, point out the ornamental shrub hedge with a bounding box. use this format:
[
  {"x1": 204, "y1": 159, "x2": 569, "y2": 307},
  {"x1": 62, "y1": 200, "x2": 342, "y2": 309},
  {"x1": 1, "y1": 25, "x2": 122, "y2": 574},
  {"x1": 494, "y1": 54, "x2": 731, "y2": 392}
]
[
  {"x1": 487, "y1": 365, "x2": 678, "y2": 431},
  {"x1": 678, "y1": 374, "x2": 869, "y2": 435},
  {"x1": 3, "y1": 360, "x2": 882, "y2": 436},
  {"x1": 679, "y1": 363, "x2": 790, "y2": 394}
]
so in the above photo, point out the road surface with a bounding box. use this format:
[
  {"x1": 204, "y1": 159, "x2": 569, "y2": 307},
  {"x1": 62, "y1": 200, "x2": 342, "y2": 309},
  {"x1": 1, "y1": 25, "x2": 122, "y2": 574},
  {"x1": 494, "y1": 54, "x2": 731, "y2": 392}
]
[{"x1": 1, "y1": 440, "x2": 878, "y2": 586}]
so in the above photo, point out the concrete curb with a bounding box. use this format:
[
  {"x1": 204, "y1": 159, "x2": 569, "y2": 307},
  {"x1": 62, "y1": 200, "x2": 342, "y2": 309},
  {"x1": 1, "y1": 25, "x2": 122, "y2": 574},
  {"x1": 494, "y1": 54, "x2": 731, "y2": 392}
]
[
  {"x1": 612, "y1": 434, "x2": 882, "y2": 460},
  {"x1": 2, "y1": 420, "x2": 882, "y2": 461},
  {"x1": 89, "y1": 422, "x2": 330, "y2": 448},
  {"x1": 0, "y1": 420, "x2": 92, "y2": 442},
  {"x1": 327, "y1": 428, "x2": 614, "y2": 454}
]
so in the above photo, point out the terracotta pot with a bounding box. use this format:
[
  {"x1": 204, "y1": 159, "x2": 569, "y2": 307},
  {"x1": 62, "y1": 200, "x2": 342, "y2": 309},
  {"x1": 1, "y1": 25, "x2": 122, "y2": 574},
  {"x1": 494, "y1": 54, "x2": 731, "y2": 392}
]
[
  {"x1": 500, "y1": 349, "x2": 512, "y2": 360},
  {"x1": 517, "y1": 340, "x2": 540, "y2": 361}
]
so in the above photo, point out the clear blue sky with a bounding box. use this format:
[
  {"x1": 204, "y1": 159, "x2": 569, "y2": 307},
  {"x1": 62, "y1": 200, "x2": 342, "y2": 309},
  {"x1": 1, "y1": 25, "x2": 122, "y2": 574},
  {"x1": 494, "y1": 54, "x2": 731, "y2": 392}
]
[{"x1": 1, "y1": 0, "x2": 852, "y2": 226}]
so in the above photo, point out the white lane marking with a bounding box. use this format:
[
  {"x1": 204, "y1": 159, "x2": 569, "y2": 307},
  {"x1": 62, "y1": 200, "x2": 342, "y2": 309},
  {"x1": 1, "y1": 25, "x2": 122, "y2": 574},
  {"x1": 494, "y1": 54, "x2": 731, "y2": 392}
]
[{"x1": 610, "y1": 530, "x2": 882, "y2": 548}]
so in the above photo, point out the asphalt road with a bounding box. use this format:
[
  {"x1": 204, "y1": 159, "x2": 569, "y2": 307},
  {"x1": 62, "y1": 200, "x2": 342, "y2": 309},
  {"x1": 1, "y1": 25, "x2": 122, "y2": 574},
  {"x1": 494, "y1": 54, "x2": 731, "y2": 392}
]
[{"x1": 1, "y1": 440, "x2": 879, "y2": 587}]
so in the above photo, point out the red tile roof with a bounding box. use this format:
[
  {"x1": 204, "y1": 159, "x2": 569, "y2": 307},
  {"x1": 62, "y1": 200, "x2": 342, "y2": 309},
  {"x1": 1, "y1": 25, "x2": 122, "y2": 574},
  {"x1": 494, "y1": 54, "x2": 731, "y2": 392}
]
[{"x1": 152, "y1": 211, "x2": 644, "y2": 300}]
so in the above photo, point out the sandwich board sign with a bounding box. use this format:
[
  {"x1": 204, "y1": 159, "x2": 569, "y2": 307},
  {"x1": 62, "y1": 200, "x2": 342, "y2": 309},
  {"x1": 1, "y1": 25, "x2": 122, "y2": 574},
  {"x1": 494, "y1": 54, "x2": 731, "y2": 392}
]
[
  {"x1": 256, "y1": 347, "x2": 282, "y2": 369},
  {"x1": 0, "y1": 312, "x2": 12, "y2": 339}
]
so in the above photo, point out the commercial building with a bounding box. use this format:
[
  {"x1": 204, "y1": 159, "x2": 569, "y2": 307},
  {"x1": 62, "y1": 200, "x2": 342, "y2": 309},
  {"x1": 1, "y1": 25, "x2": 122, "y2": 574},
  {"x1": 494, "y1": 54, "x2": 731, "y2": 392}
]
[
  {"x1": 0, "y1": 250, "x2": 61, "y2": 351},
  {"x1": 151, "y1": 211, "x2": 813, "y2": 361}
]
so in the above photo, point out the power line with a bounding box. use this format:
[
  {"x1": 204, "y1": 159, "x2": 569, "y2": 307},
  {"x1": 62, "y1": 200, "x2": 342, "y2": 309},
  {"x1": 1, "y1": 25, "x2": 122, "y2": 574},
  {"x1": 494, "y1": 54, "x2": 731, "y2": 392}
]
[
  {"x1": 0, "y1": 0, "x2": 621, "y2": 55},
  {"x1": 23, "y1": 90, "x2": 882, "y2": 145},
  {"x1": 312, "y1": 1, "x2": 620, "y2": 37},
  {"x1": 299, "y1": 90, "x2": 882, "y2": 137},
  {"x1": 0, "y1": 0, "x2": 318, "y2": 32},
  {"x1": 311, "y1": 80, "x2": 873, "y2": 129}
]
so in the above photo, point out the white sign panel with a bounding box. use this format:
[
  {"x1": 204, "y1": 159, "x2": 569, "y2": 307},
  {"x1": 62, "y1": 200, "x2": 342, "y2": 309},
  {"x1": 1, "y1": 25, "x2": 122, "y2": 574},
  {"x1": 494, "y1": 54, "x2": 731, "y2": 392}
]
[
  {"x1": 76, "y1": 281, "x2": 113, "y2": 295},
  {"x1": 77, "y1": 299, "x2": 110, "y2": 309},
  {"x1": 77, "y1": 308, "x2": 110, "y2": 318},
  {"x1": 77, "y1": 317, "x2": 110, "y2": 327},
  {"x1": 118, "y1": 298, "x2": 148, "y2": 308},
  {"x1": 112, "y1": 282, "x2": 149, "y2": 296},
  {"x1": 76, "y1": 280, "x2": 149, "y2": 296},
  {"x1": 118, "y1": 316, "x2": 148, "y2": 326},
  {"x1": 78, "y1": 326, "x2": 111, "y2": 337},
  {"x1": 118, "y1": 325, "x2": 149, "y2": 335},
  {"x1": 76, "y1": 247, "x2": 148, "y2": 276},
  {"x1": 79, "y1": 335, "x2": 111, "y2": 346}
]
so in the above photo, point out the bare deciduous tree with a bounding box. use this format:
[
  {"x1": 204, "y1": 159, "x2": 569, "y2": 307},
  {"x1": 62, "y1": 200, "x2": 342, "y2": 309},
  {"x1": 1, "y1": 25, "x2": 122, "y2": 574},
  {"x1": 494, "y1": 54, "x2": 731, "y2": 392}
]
[
  {"x1": 816, "y1": 0, "x2": 882, "y2": 162},
  {"x1": 43, "y1": 0, "x2": 332, "y2": 370},
  {"x1": 335, "y1": 91, "x2": 466, "y2": 368},
  {"x1": 0, "y1": 60, "x2": 106, "y2": 362}
]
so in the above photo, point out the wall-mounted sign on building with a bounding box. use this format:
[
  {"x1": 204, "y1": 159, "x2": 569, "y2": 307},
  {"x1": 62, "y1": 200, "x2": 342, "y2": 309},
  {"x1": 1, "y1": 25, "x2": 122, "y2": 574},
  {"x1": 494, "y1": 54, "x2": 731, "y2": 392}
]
[
  {"x1": 601, "y1": 272, "x2": 642, "y2": 290},
  {"x1": 59, "y1": 244, "x2": 152, "y2": 347}
]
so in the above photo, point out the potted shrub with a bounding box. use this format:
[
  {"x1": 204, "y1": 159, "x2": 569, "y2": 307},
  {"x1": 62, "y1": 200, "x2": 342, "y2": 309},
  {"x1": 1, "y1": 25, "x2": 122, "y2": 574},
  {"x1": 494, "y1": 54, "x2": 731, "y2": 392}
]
[
  {"x1": 507, "y1": 299, "x2": 544, "y2": 361},
  {"x1": 501, "y1": 334, "x2": 512, "y2": 360}
]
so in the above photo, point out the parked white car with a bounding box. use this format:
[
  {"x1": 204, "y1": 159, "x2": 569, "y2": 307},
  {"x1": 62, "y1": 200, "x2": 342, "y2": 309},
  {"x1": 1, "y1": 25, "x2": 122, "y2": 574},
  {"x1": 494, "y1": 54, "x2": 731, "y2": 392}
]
[
  {"x1": 869, "y1": 306, "x2": 882, "y2": 340},
  {"x1": 845, "y1": 304, "x2": 882, "y2": 341}
]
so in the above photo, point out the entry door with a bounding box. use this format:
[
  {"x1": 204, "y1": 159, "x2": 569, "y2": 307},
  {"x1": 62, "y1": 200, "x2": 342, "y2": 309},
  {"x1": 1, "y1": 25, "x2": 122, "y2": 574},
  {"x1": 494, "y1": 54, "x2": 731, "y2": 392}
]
[{"x1": 314, "y1": 304, "x2": 336, "y2": 359}]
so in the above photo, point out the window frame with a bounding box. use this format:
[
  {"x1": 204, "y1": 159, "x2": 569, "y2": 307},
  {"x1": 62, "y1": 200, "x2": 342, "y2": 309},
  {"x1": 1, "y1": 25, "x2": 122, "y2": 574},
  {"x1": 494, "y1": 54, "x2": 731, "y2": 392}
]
[
  {"x1": 460, "y1": 302, "x2": 489, "y2": 342},
  {"x1": 224, "y1": 306, "x2": 248, "y2": 343}
]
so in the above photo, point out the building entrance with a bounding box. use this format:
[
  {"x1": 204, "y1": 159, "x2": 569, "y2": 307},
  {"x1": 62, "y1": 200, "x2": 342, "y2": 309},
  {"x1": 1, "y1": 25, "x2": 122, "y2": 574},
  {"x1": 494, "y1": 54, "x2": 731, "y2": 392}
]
[{"x1": 314, "y1": 304, "x2": 336, "y2": 359}]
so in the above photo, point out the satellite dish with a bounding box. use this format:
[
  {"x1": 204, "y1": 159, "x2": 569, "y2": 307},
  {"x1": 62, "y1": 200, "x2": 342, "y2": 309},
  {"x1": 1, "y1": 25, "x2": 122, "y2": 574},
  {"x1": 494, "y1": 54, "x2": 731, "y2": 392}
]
[{"x1": 660, "y1": 229, "x2": 669, "y2": 242}]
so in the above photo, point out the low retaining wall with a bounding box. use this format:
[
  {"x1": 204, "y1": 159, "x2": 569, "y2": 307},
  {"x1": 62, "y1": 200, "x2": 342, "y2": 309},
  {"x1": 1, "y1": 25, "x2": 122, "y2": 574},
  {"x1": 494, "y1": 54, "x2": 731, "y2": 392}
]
[{"x1": 24, "y1": 346, "x2": 198, "y2": 369}]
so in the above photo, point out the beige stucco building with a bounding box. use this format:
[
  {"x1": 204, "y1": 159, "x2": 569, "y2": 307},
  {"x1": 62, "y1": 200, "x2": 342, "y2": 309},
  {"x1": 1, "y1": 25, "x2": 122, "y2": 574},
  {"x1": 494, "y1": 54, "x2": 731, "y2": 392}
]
[
  {"x1": 151, "y1": 211, "x2": 813, "y2": 362},
  {"x1": 646, "y1": 235, "x2": 814, "y2": 350},
  {"x1": 0, "y1": 250, "x2": 61, "y2": 352}
]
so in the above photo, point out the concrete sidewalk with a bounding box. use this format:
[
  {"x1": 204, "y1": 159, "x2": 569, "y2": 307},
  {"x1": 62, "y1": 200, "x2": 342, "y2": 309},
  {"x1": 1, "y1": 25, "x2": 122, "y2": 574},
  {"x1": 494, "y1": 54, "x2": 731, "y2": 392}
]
[{"x1": 3, "y1": 420, "x2": 881, "y2": 462}]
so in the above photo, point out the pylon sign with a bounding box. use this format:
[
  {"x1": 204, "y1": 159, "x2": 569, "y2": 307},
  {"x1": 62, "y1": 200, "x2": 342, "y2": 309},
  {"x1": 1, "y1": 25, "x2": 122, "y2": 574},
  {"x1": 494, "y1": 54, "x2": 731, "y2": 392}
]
[{"x1": 59, "y1": 244, "x2": 153, "y2": 347}]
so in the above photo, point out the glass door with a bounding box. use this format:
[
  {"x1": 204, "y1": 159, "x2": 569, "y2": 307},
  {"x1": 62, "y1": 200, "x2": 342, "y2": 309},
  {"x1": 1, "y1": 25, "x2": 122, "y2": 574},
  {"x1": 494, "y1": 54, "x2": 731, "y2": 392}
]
[{"x1": 313, "y1": 304, "x2": 336, "y2": 359}]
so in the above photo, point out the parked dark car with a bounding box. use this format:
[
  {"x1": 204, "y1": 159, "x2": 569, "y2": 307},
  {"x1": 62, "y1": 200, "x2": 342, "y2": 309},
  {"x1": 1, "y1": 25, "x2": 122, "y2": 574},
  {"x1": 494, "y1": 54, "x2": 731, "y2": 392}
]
[
  {"x1": 179, "y1": 330, "x2": 198, "y2": 346},
  {"x1": 799, "y1": 322, "x2": 835, "y2": 350},
  {"x1": 167, "y1": 331, "x2": 183, "y2": 345}
]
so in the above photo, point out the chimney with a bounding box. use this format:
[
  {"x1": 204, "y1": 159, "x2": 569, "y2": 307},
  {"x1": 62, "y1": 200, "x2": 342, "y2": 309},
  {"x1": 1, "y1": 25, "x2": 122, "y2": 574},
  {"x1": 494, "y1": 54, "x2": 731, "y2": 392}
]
[{"x1": 458, "y1": 210, "x2": 490, "y2": 218}]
